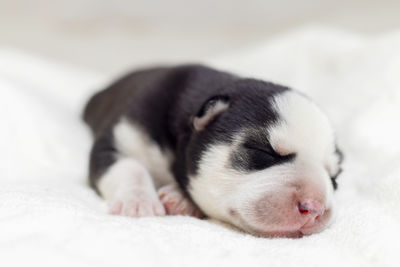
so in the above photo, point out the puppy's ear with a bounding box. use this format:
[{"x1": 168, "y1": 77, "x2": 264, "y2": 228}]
[{"x1": 193, "y1": 96, "x2": 229, "y2": 131}]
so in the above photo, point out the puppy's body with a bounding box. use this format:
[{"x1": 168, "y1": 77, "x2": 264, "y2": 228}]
[{"x1": 83, "y1": 65, "x2": 342, "y2": 237}]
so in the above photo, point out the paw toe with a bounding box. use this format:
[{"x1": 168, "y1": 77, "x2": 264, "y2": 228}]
[
  {"x1": 109, "y1": 197, "x2": 166, "y2": 218},
  {"x1": 110, "y1": 201, "x2": 123, "y2": 215},
  {"x1": 158, "y1": 184, "x2": 204, "y2": 217},
  {"x1": 153, "y1": 202, "x2": 166, "y2": 216},
  {"x1": 137, "y1": 204, "x2": 153, "y2": 217},
  {"x1": 123, "y1": 203, "x2": 139, "y2": 217}
]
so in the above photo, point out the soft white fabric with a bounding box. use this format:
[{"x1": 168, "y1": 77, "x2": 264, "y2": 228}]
[{"x1": 1, "y1": 28, "x2": 400, "y2": 267}]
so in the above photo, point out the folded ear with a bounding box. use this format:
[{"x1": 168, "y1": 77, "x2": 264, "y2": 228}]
[{"x1": 193, "y1": 96, "x2": 229, "y2": 131}]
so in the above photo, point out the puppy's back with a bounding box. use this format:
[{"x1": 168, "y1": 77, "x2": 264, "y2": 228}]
[{"x1": 82, "y1": 67, "x2": 169, "y2": 137}]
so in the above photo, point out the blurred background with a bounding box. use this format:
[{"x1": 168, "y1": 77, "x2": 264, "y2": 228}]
[{"x1": 1, "y1": 0, "x2": 400, "y2": 75}]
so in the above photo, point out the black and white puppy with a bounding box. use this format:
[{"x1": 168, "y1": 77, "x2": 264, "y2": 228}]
[{"x1": 83, "y1": 65, "x2": 343, "y2": 238}]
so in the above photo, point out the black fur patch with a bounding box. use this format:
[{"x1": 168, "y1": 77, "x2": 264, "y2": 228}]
[
  {"x1": 231, "y1": 132, "x2": 296, "y2": 172},
  {"x1": 88, "y1": 130, "x2": 117, "y2": 194}
]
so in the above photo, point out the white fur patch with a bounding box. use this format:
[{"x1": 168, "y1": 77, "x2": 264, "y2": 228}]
[
  {"x1": 270, "y1": 92, "x2": 338, "y2": 175},
  {"x1": 188, "y1": 144, "x2": 236, "y2": 222},
  {"x1": 112, "y1": 117, "x2": 175, "y2": 188},
  {"x1": 98, "y1": 157, "x2": 156, "y2": 200},
  {"x1": 98, "y1": 157, "x2": 165, "y2": 217},
  {"x1": 270, "y1": 91, "x2": 337, "y2": 207}
]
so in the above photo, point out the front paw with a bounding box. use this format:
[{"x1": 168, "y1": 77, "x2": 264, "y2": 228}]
[
  {"x1": 158, "y1": 184, "x2": 204, "y2": 218},
  {"x1": 109, "y1": 191, "x2": 165, "y2": 217}
]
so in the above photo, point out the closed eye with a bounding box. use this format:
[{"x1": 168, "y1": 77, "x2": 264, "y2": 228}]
[
  {"x1": 330, "y1": 167, "x2": 342, "y2": 190},
  {"x1": 244, "y1": 140, "x2": 280, "y2": 156},
  {"x1": 330, "y1": 146, "x2": 344, "y2": 190},
  {"x1": 243, "y1": 140, "x2": 295, "y2": 158},
  {"x1": 242, "y1": 143, "x2": 296, "y2": 171},
  {"x1": 243, "y1": 143, "x2": 276, "y2": 156}
]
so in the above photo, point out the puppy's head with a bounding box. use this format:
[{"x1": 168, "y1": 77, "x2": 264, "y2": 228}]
[{"x1": 186, "y1": 79, "x2": 343, "y2": 238}]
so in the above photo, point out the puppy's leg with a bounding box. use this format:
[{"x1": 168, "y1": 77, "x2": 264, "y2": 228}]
[
  {"x1": 99, "y1": 158, "x2": 165, "y2": 216},
  {"x1": 89, "y1": 132, "x2": 165, "y2": 217},
  {"x1": 158, "y1": 184, "x2": 204, "y2": 218}
]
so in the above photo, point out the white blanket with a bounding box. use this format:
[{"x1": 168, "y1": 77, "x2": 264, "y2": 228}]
[{"x1": 1, "y1": 28, "x2": 400, "y2": 267}]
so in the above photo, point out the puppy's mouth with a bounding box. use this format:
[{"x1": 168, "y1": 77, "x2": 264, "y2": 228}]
[
  {"x1": 231, "y1": 209, "x2": 327, "y2": 238},
  {"x1": 236, "y1": 216, "x2": 303, "y2": 238}
]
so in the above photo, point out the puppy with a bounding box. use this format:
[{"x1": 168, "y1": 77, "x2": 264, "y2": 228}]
[{"x1": 83, "y1": 65, "x2": 343, "y2": 238}]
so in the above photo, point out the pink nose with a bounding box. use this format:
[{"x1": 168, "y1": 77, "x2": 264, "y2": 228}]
[{"x1": 298, "y1": 200, "x2": 325, "y2": 216}]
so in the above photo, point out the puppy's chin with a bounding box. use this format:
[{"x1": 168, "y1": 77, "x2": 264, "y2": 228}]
[
  {"x1": 239, "y1": 223, "x2": 305, "y2": 238},
  {"x1": 228, "y1": 205, "x2": 333, "y2": 238}
]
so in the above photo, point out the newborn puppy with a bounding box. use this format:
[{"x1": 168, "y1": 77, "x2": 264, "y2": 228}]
[{"x1": 83, "y1": 65, "x2": 343, "y2": 238}]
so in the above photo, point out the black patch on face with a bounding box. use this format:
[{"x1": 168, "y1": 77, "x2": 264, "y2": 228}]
[
  {"x1": 183, "y1": 78, "x2": 290, "y2": 183},
  {"x1": 231, "y1": 133, "x2": 296, "y2": 172}
]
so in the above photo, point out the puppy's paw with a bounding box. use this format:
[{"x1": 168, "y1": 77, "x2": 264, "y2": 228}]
[
  {"x1": 109, "y1": 190, "x2": 165, "y2": 217},
  {"x1": 158, "y1": 184, "x2": 204, "y2": 218}
]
